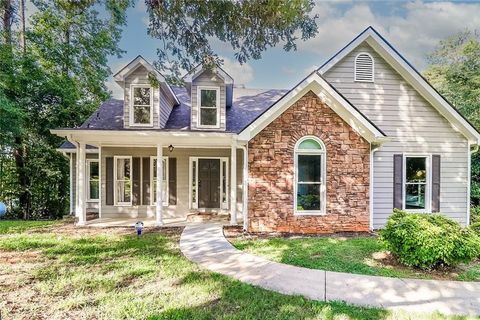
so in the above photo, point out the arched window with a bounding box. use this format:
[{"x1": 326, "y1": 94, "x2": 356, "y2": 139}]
[
  {"x1": 294, "y1": 136, "x2": 326, "y2": 215},
  {"x1": 354, "y1": 52, "x2": 374, "y2": 82}
]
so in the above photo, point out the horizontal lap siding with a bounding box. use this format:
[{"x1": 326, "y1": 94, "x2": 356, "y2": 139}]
[
  {"x1": 159, "y1": 85, "x2": 174, "y2": 128},
  {"x1": 124, "y1": 66, "x2": 160, "y2": 129},
  {"x1": 191, "y1": 71, "x2": 226, "y2": 130},
  {"x1": 100, "y1": 147, "x2": 243, "y2": 219},
  {"x1": 325, "y1": 43, "x2": 469, "y2": 228}
]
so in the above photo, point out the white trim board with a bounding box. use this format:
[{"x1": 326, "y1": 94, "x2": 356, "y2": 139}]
[
  {"x1": 237, "y1": 72, "x2": 387, "y2": 143},
  {"x1": 318, "y1": 26, "x2": 480, "y2": 145}
]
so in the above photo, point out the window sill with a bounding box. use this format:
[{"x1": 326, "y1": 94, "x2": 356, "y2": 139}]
[
  {"x1": 294, "y1": 211, "x2": 326, "y2": 216},
  {"x1": 87, "y1": 199, "x2": 99, "y2": 202},
  {"x1": 129, "y1": 123, "x2": 154, "y2": 127},
  {"x1": 114, "y1": 203, "x2": 132, "y2": 207}
]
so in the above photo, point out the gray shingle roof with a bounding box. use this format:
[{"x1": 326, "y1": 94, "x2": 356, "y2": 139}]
[{"x1": 75, "y1": 86, "x2": 287, "y2": 133}]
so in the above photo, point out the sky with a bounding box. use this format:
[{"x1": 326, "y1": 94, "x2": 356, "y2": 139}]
[{"x1": 106, "y1": 0, "x2": 480, "y2": 98}]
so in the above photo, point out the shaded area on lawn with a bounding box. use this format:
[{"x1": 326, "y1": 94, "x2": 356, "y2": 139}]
[
  {"x1": 0, "y1": 220, "x2": 61, "y2": 234},
  {"x1": 231, "y1": 235, "x2": 480, "y2": 282},
  {"x1": 0, "y1": 221, "x2": 475, "y2": 319}
]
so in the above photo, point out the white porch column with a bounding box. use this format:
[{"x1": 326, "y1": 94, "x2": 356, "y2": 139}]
[
  {"x1": 230, "y1": 143, "x2": 238, "y2": 225},
  {"x1": 98, "y1": 146, "x2": 102, "y2": 219},
  {"x1": 76, "y1": 142, "x2": 87, "y2": 225},
  {"x1": 156, "y1": 143, "x2": 164, "y2": 226},
  {"x1": 69, "y1": 154, "x2": 74, "y2": 215}
]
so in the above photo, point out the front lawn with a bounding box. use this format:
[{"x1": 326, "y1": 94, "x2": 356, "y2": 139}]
[
  {"x1": 231, "y1": 234, "x2": 480, "y2": 282},
  {"x1": 0, "y1": 221, "x2": 476, "y2": 319},
  {"x1": 0, "y1": 219, "x2": 61, "y2": 234}
]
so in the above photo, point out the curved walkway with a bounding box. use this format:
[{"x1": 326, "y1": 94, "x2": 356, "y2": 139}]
[{"x1": 180, "y1": 223, "x2": 480, "y2": 316}]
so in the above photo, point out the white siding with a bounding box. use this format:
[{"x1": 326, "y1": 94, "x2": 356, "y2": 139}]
[
  {"x1": 123, "y1": 65, "x2": 161, "y2": 129},
  {"x1": 71, "y1": 153, "x2": 99, "y2": 213},
  {"x1": 324, "y1": 43, "x2": 469, "y2": 228},
  {"x1": 191, "y1": 70, "x2": 227, "y2": 130}
]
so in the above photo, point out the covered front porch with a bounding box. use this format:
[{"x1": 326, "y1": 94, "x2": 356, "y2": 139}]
[{"x1": 54, "y1": 130, "x2": 248, "y2": 229}]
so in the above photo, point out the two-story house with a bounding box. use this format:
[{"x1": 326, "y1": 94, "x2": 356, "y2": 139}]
[{"x1": 53, "y1": 27, "x2": 480, "y2": 233}]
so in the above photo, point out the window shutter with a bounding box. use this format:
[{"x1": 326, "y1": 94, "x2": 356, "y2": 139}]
[
  {"x1": 393, "y1": 154, "x2": 403, "y2": 209},
  {"x1": 355, "y1": 53, "x2": 374, "y2": 82},
  {"x1": 106, "y1": 157, "x2": 114, "y2": 205},
  {"x1": 132, "y1": 157, "x2": 141, "y2": 205},
  {"x1": 142, "y1": 157, "x2": 150, "y2": 205},
  {"x1": 431, "y1": 155, "x2": 441, "y2": 212},
  {"x1": 169, "y1": 158, "x2": 177, "y2": 205}
]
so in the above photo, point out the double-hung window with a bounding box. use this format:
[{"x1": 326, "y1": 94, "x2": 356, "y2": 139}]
[
  {"x1": 87, "y1": 159, "x2": 99, "y2": 201},
  {"x1": 114, "y1": 156, "x2": 132, "y2": 205},
  {"x1": 151, "y1": 157, "x2": 169, "y2": 206},
  {"x1": 131, "y1": 85, "x2": 153, "y2": 126},
  {"x1": 198, "y1": 87, "x2": 220, "y2": 127},
  {"x1": 294, "y1": 137, "x2": 326, "y2": 215},
  {"x1": 404, "y1": 156, "x2": 430, "y2": 211}
]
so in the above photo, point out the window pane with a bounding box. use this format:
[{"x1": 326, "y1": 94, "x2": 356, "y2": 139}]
[
  {"x1": 163, "y1": 158, "x2": 167, "y2": 179},
  {"x1": 133, "y1": 87, "x2": 151, "y2": 105},
  {"x1": 134, "y1": 106, "x2": 151, "y2": 124},
  {"x1": 406, "y1": 157, "x2": 426, "y2": 182},
  {"x1": 200, "y1": 108, "x2": 217, "y2": 126},
  {"x1": 297, "y1": 184, "x2": 321, "y2": 211},
  {"x1": 152, "y1": 158, "x2": 157, "y2": 179},
  {"x1": 298, "y1": 155, "x2": 321, "y2": 182},
  {"x1": 90, "y1": 181, "x2": 99, "y2": 200},
  {"x1": 116, "y1": 158, "x2": 130, "y2": 180},
  {"x1": 405, "y1": 184, "x2": 426, "y2": 209},
  {"x1": 200, "y1": 89, "x2": 217, "y2": 108},
  {"x1": 89, "y1": 162, "x2": 99, "y2": 180},
  {"x1": 298, "y1": 139, "x2": 322, "y2": 150},
  {"x1": 116, "y1": 181, "x2": 131, "y2": 203},
  {"x1": 192, "y1": 161, "x2": 197, "y2": 203},
  {"x1": 222, "y1": 161, "x2": 227, "y2": 203}
]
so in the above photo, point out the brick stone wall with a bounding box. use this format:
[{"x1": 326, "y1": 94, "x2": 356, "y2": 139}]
[{"x1": 248, "y1": 91, "x2": 370, "y2": 234}]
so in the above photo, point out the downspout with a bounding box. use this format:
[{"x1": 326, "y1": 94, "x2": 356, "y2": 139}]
[
  {"x1": 240, "y1": 145, "x2": 248, "y2": 231},
  {"x1": 370, "y1": 142, "x2": 380, "y2": 231}
]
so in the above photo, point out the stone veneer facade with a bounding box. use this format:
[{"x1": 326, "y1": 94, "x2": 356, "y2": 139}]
[{"x1": 248, "y1": 91, "x2": 370, "y2": 234}]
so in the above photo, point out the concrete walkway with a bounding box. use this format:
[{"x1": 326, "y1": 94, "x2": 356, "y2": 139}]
[{"x1": 180, "y1": 223, "x2": 480, "y2": 316}]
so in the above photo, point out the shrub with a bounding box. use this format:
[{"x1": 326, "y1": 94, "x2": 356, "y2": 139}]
[
  {"x1": 471, "y1": 206, "x2": 480, "y2": 224},
  {"x1": 380, "y1": 209, "x2": 480, "y2": 269},
  {"x1": 471, "y1": 222, "x2": 480, "y2": 237}
]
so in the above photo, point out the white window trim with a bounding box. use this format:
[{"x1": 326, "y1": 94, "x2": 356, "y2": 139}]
[
  {"x1": 113, "y1": 156, "x2": 133, "y2": 206},
  {"x1": 293, "y1": 136, "x2": 327, "y2": 216},
  {"x1": 129, "y1": 84, "x2": 154, "y2": 127},
  {"x1": 86, "y1": 159, "x2": 99, "y2": 202},
  {"x1": 197, "y1": 86, "x2": 221, "y2": 129},
  {"x1": 354, "y1": 52, "x2": 375, "y2": 83},
  {"x1": 150, "y1": 156, "x2": 169, "y2": 207},
  {"x1": 189, "y1": 157, "x2": 229, "y2": 210},
  {"x1": 402, "y1": 154, "x2": 432, "y2": 213}
]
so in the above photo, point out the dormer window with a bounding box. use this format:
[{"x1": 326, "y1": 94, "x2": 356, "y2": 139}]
[
  {"x1": 354, "y1": 53, "x2": 374, "y2": 82},
  {"x1": 198, "y1": 86, "x2": 220, "y2": 128},
  {"x1": 130, "y1": 85, "x2": 153, "y2": 126}
]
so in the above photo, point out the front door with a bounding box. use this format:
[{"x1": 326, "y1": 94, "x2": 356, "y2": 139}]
[{"x1": 198, "y1": 159, "x2": 221, "y2": 208}]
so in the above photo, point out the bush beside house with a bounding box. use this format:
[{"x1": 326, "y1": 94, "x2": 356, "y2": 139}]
[{"x1": 380, "y1": 209, "x2": 480, "y2": 269}]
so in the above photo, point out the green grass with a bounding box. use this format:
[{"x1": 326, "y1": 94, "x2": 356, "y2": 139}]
[
  {"x1": 0, "y1": 219, "x2": 60, "y2": 234},
  {"x1": 232, "y1": 236, "x2": 480, "y2": 281},
  {"x1": 0, "y1": 223, "x2": 476, "y2": 319}
]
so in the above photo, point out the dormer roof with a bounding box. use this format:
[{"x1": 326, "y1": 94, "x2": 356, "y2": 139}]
[
  {"x1": 113, "y1": 55, "x2": 180, "y2": 105},
  {"x1": 182, "y1": 63, "x2": 234, "y2": 84}
]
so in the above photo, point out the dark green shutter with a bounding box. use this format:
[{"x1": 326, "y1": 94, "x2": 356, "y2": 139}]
[
  {"x1": 132, "y1": 157, "x2": 141, "y2": 205},
  {"x1": 106, "y1": 157, "x2": 114, "y2": 205},
  {"x1": 393, "y1": 154, "x2": 403, "y2": 209},
  {"x1": 169, "y1": 158, "x2": 177, "y2": 205},
  {"x1": 142, "y1": 157, "x2": 150, "y2": 205},
  {"x1": 431, "y1": 155, "x2": 441, "y2": 212}
]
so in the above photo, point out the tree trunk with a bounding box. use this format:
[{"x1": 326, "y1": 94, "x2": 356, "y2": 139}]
[
  {"x1": 1, "y1": 0, "x2": 13, "y2": 45},
  {"x1": 14, "y1": 138, "x2": 30, "y2": 219},
  {"x1": 19, "y1": 0, "x2": 26, "y2": 52}
]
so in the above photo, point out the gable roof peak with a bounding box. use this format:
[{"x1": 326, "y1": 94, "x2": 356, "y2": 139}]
[
  {"x1": 183, "y1": 63, "x2": 234, "y2": 84},
  {"x1": 317, "y1": 27, "x2": 480, "y2": 144}
]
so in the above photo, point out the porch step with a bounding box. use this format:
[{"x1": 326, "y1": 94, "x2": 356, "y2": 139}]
[{"x1": 186, "y1": 212, "x2": 230, "y2": 223}]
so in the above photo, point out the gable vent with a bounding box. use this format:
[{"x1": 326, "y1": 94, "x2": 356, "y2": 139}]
[{"x1": 354, "y1": 53, "x2": 374, "y2": 82}]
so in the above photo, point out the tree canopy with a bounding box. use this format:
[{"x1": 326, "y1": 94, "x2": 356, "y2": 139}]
[{"x1": 145, "y1": 0, "x2": 318, "y2": 81}]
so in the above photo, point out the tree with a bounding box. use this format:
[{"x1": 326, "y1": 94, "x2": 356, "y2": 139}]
[
  {"x1": 145, "y1": 0, "x2": 318, "y2": 81},
  {"x1": 0, "y1": 0, "x2": 132, "y2": 218},
  {"x1": 424, "y1": 30, "x2": 480, "y2": 206}
]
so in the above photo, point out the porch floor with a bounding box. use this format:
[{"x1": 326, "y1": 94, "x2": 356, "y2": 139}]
[{"x1": 84, "y1": 214, "x2": 235, "y2": 228}]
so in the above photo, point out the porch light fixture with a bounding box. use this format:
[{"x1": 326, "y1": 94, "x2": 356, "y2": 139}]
[{"x1": 168, "y1": 144, "x2": 174, "y2": 152}]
